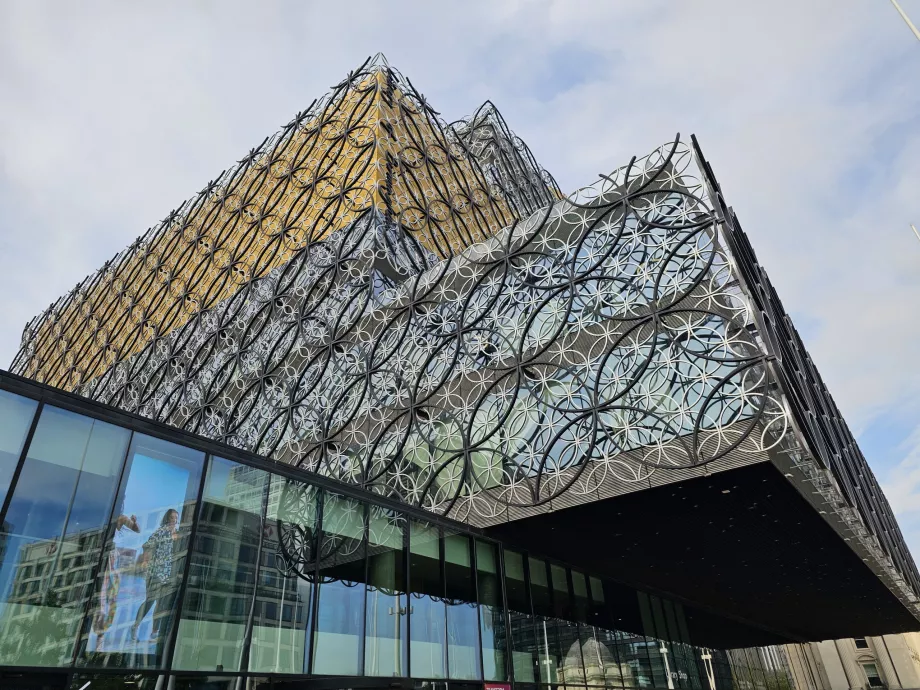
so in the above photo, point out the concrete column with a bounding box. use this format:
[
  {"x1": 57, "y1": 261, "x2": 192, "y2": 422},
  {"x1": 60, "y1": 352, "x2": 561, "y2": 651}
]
[
  {"x1": 879, "y1": 634, "x2": 920, "y2": 690},
  {"x1": 806, "y1": 642, "x2": 834, "y2": 690},
  {"x1": 785, "y1": 644, "x2": 826, "y2": 690},
  {"x1": 816, "y1": 640, "x2": 852, "y2": 690},
  {"x1": 871, "y1": 636, "x2": 901, "y2": 689},
  {"x1": 833, "y1": 639, "x2": 866, "y2": 690}
]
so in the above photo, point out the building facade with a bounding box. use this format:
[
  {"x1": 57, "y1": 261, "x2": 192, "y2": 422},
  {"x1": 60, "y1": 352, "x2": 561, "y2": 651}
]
[
  {"x1": 1, "y1": 55, "x2": 918, "y2": 688},
  {"x1": 786, "y1": 635, "x2": 920, "y2": 690},
  {"x1": 0, "y1": 374, "x2": 794, "y2": 689}
]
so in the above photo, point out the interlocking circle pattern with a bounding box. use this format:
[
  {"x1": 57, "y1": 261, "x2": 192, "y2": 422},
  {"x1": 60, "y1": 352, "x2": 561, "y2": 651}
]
[{"x1": 12, "y1": 58, "x2": 788, "y2": 528}]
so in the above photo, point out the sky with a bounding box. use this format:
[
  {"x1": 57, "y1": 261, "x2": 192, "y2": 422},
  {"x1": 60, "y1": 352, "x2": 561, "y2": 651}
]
[{"x1": 1, "y1": 1, "x2": 920, "y2": 554}]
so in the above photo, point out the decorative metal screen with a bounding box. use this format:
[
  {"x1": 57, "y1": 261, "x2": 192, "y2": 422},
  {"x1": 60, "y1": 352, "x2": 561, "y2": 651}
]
[{"x1": 10, "y1": 56, "x2": 918, "y2": 614}]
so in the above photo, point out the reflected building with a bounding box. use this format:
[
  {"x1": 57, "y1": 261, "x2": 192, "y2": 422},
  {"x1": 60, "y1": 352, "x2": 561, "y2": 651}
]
[
  {"x1": 0, "y1": 527, "x2": 106, "y2": 666},
  {"x1": 0, "y1": 54, "x2": 918, "y2": 689}
]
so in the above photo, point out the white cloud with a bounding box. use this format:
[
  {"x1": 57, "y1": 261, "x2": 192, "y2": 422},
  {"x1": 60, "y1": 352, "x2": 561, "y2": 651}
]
[
  {"x1": 883, "y1": 424, "x2": 920, "y2": 516},
  {"x1": 2, "y1": 0, "x2": 920, "y2": 547}
]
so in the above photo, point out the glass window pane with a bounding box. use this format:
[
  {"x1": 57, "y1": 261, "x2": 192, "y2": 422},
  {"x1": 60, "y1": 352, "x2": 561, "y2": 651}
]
[
  {"x1": 609, "y1": 630, "x2": 649, "y2": 689},
  {"x1": 505, "y1": 550, "x2": 536, "y2": 683},
  {"x1": 78, "y1": 433, "x2": 204, "y2": 670},
  {"x1": 594, "y1": 582, "x2": 654, "y2": 689},
  {"x1": 476, "y1": 541, "x2": 506, "y2": 681},
  {"x1": 533, "y1": 615, "x2": 560, "y2": 683},
  {"x1": 505, "y1": 550, "x2": 528, "y2": 612},
  {"x1": 311, "y1": 492, "x2": 366, "y2": 676},
  {"x1": 550, "y1": 564, "x2": 571, "y2": 618},
  {"x1": 248, "y1": 475, "x2": 319, "y2": 675},
  {"x1": 0, "y1": 407, "x2": 129, "y2": 667},
  {"x1": 445, "y1": 533, "x2": 481, "y2": 680},
  {"x1": 173, "y1": 458, "x2": 268, "y2": 672},
  {"x1": 578, "y1": 625, "x2": 608, "y2": 687},
  {"x1": 598, "y1": 627, "x2": 628, "y2": 689},
  {"x1": 365, "y1": 505, "x2": 406, "y2": 677},
  {"x1": 572, "y1": 571, "x2": 589, "y2": 623},
  {"x1": 0, "y1": 390, "x2": 38, "y2": 510},
  {"x1": 529, "y1": 557, "x2": 552, "y2": 617},
  {"x1": 664, "y1": 600, "x2": 700, "y2": 689},
  {"x1": 525, "y1": 558, "x2": 558, "y2": 684},
  {"x1": 651, "y1": 596, "x2": 684, "y2": 688},
  {"x1": 553, "y1": 617, "x2": 583, "y2": 687},
  {"x1": 639, "y1": 593, "x2": 669, "y2": 689},
  {"x1": 409, "y1": 520, "x2": 446, "y2": 679}
]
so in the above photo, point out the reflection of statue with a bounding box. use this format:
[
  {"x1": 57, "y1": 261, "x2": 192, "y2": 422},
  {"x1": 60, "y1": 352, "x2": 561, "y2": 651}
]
[
  {"x1": 563, "y1": 637, "x2": 635, "y2": 690},
  {"x1": 92, "y1": 514, "x2": 139, "y2": 642},
  {"x1": 131, "y1": 509, "x2": 179, "y2": 641}
]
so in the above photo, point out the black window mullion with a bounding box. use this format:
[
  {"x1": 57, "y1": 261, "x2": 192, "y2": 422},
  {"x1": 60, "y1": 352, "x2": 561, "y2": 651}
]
[
  {"x1": 586, "y1": 573, "x2": 622, "y2": 689},
  {"x1": 0, "y1": 399, "x2": 43, "y2": 528},
  {"x1": 404, "y1": 512, "x2": 411, "y2": 679},
  {"x1": 358, "y1": 501, "x2": 372, "y2": 676},
  {"x1": 471, "y1": 534, "x2": 485, "y2": 681},
  {"x1": 237, "y1": 466, "x2": 273, "y2": 675},
  {"x1": 521, "y1": 550, "x2": 535, "y2": 684},
  {"x1": 162, "y1": 453, "x2": 211, "y2": 672},
  {"x1": 307, "y1": 488, "x2": 325, "y2": 675},
  {"x1": 543, "y1": 559, "x2": 559, "y2": 685},
  {"x1": 651, "y1": 596, "x2": 678, "y2": 689},
  {"x1": 68, "y1": 424, "x2": 133, "y2": 667},
  {"x1": 497, "y1": 544, "x2": 512, "y2": 684},
  {"x1": 441, "y1": 524, "x2": 449, "y2": 678}
]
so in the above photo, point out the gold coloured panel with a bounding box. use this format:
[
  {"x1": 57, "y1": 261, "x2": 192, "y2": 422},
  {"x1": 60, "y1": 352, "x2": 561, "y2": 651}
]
[{"x1": 15, "y1": 58, "x2": 519, "y2": 390}]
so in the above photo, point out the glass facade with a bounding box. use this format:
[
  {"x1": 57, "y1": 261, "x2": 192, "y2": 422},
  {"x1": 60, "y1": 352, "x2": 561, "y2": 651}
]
[{"x1": 0, "y1": 386, "x2": 797, "y2": 689}]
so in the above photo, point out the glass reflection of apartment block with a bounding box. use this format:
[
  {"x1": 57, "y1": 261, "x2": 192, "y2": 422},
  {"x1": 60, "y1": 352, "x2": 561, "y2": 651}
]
[
  {"x1": 0, "y1": 527, "x2": 106, "y2": 665},
  {"x1": 175, "y1": 459, "x2": 315, "y2": 674}
]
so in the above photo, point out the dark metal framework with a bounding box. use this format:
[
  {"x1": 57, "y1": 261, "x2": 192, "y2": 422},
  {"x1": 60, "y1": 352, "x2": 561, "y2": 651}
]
[
  {"x1": 0, "y1": 369, "x2": 791, "y2": 685},
  {"x1": 692, "y1": 137, "x2": 920, "y2": 600},
  {"x1": 9, "y1": 56, "x2": 920, "y2": 624}
]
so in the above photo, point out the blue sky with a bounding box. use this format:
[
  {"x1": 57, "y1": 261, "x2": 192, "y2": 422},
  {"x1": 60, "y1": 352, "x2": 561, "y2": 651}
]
[{"x1": 1, "y1": 1, "x2": 920, "y2": 554}]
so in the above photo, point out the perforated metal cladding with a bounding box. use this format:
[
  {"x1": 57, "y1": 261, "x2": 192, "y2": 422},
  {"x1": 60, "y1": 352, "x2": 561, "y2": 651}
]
[
  {"x1": 12, "y1": 133, "x2": 789, "y2": 531},
  {"x1": 13, "y1": 56, "x2": 551, "y2": 391}
]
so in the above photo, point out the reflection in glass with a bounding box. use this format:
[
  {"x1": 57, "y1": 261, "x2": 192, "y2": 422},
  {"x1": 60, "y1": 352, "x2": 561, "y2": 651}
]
[
  {"x1": 444, "y1": 533, "x2": 481, "y2": 680},
  {"x1": 506, "y1": 550, "x2": 537, "y2": 683},
  {"x1": 589, "y1": 578, "x2": 652, "y2": 689},
  {"x1": 174, "y1": 458, "x2": 268, "y2": 671},
  {"x1": 476, "y1": 540, "x2": 506, "y2": 681},
  {"x1": 582, "y1": 627, "x2": 614, "y2": 688},
  {"x1": 365, "y1": 505, "x2": 406, "y2": 677},
  {"x1": 638, "y1": 593, "x2": 670, "y2": 689},
  {"x1": 172, "y1": 675, "x2": 247, "y2": 690},
  {"x1": 550, "y1": 563, "x2": 584, "y2": 688},
  {"x1": 79, "y1": 433, "x2": 204, "y2": 670},
  {"x1": 571, "y1": 572, "x2": 597, "y2": 687},
  {"x1": 0, "y1": 407, "x2": 130, "y2": 667},
  {"x1": 409, "y1": 520, "x2": 446, "y2": 679},
  {"x1": 69, "y1": 671, "x2": 164, "y2": 689},
  {"x1": 527, "y1": 557, "x2": 560, "y2": 684},
  {"x1": 312, "y1": 492, "x2": 366, "y2": 676},
  {"x1": 249, "y1": 476, "x2": 319, "y2": 674},
  {"x1": 0, "y1": 390, "x2": 38, "y2": 510}
]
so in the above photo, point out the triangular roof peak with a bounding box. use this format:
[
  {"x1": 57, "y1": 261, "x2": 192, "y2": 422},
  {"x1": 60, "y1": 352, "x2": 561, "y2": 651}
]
[{"x1": 15, "y1": 55, "x2": 557, "y2": 390}]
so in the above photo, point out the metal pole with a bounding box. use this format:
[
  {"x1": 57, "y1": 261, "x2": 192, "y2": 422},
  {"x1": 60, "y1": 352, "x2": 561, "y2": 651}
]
[
  {"x1": 661, "y1": 644, "x2": 675, "y2": 690},
  {"x1": 891, "y1": 0, "x2": 920, "y2": 42}
]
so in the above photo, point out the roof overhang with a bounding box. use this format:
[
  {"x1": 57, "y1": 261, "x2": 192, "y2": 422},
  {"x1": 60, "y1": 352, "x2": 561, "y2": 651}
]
[{"x1": 486, "y1": 460, "x2": 920, "y2": 648}]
